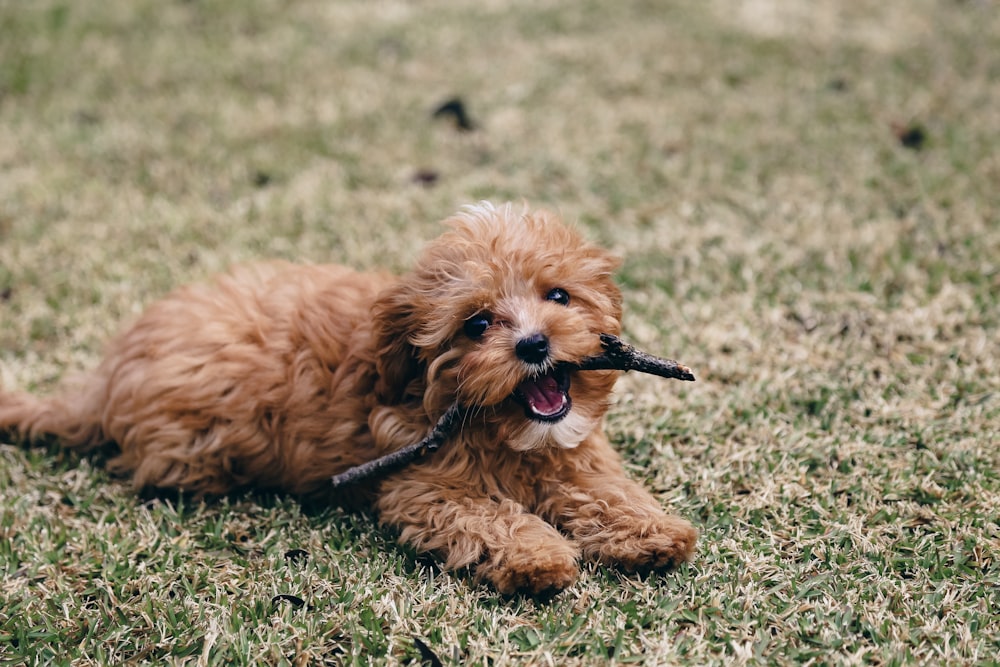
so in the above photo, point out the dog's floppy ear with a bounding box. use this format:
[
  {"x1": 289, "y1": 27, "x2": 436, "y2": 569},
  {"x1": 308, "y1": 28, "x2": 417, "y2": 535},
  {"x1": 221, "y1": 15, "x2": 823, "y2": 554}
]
[{"x1": 371, "y1": 287, "x2": 424, "y2": 405}]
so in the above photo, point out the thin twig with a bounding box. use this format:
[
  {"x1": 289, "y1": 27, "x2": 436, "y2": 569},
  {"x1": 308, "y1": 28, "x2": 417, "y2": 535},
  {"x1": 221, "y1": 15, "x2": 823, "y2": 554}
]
[
  {"x1": 329, "y1": 403, "x2": 468, "y2": 488},
  {"x1": 572, "y1": 333, "x2": 695, "y2": 381},
  {"x1": 330, "y1": 334, "x2": 693, "y2": 488}
]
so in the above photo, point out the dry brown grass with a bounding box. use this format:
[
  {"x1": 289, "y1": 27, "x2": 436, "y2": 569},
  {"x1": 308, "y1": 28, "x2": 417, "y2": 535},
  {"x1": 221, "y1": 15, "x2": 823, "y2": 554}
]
[{"x1": 2, "y1": 0, "x2": 999, "y2": 664}]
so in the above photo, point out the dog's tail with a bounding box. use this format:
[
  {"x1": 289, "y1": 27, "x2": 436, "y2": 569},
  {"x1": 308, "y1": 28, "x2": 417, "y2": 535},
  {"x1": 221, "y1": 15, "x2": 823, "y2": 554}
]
[{"x1": 0, "y1": 383, "x2": 108, "y2": 450}]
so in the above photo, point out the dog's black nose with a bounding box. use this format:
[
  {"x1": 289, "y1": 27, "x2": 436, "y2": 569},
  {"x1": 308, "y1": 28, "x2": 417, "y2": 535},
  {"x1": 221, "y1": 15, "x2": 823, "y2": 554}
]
[{"x1": 515, "y1": 333, "x2": 550, "y2": 364}]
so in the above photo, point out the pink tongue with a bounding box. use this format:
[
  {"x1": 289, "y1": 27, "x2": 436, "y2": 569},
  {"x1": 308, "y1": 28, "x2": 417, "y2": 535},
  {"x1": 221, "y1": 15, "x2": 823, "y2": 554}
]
[{"x1": 518, "y1": 373, "x2": 566, "y2": 416}]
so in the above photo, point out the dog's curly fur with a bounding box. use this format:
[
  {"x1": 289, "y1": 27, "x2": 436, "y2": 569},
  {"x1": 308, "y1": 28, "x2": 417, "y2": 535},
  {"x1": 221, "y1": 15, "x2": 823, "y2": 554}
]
[{"x1": 0, "y1": 202, "x2": 696, "y2": 595}]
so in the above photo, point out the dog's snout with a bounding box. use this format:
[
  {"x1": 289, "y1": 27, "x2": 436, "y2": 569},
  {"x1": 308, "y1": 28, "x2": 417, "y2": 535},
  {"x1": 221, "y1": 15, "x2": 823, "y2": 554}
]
[{"x1": 515, "y1": 333, "x2": 550, "y2": 364}]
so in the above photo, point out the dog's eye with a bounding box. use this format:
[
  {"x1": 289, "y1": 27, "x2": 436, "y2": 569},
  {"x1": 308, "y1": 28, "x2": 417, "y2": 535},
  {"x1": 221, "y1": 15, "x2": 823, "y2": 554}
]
[
  {"x1": 463, "y1": 312, "x2": 493, "y2": 339},
  {"x1": 545, "y1": 288, "x2": 570, "y2": 306}
]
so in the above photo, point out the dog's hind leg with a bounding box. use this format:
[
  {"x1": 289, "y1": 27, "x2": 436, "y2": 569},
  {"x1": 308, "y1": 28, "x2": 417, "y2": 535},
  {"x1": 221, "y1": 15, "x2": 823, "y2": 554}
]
[{"x1": 0, "y1": 375, "x2": 109, "y2": 451}]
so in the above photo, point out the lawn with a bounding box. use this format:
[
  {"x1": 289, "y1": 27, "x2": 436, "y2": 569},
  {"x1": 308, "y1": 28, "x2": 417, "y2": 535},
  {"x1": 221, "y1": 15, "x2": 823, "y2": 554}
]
[{"x1": 1, "y1": 0, "x2": 999, "y2": 664}]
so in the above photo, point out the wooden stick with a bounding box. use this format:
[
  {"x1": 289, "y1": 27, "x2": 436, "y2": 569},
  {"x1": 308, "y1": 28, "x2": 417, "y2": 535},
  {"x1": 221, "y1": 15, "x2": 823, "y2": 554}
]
[
  {"x1": 329, "y1": 402, "x2": 468, "y2": 488},
  {"x1": 573, "y1": 333, "x2": 695, "y2": 381},
  {"x1": 330, "y1": 334, "x2": 693, "y2": 488}
]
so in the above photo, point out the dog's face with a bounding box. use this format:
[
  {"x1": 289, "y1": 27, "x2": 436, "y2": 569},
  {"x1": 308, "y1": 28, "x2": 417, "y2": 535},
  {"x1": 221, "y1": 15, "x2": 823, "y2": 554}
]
[{"x1": 373, "y1": 203, "x2": 623, "y2": 451}]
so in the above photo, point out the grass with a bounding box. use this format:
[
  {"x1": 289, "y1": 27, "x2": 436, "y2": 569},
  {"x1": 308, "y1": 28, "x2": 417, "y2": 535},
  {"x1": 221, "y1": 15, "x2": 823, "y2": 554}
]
[{"x1": 2, "y1": 0, "x2": 999, "y2": 664}]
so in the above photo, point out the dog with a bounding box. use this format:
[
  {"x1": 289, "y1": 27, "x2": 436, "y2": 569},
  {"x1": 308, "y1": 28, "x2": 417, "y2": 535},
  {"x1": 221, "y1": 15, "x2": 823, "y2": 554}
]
[{"x1": 0, "y1": 202, "x2": 697, "y2": 595}]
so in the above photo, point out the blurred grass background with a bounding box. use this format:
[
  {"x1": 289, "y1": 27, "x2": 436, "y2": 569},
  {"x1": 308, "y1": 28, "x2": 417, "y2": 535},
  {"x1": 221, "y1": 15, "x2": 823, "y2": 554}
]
[{"x1": 1, "y1": 1, "x2": 998, "y2": 664}]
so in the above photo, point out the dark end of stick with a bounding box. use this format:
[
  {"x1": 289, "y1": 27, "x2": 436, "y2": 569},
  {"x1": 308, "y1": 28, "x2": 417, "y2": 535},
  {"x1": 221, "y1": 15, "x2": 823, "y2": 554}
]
[{"x1": 574, "y1": 333, "x2": 696, "y2": 381}]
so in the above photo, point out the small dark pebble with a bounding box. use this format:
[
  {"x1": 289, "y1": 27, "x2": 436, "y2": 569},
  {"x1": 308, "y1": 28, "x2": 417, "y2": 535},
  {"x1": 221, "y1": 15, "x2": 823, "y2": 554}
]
[
  {"x1": 271, "y1": 594, "x2": 306, "y2": 609},
  {"x1": 284, "y1": 548, "x2": 309, "y2": 563},
  {"x1": 896, "y1": 123, "x2": 928, "y2": 150},
  {"x1": 432, "y1": 97, "x2": 475, "y2": 131},
  {"x1": 412, "y1": 169, "x2": 440, "y2": 187},
  {"x1": 413, "y1": 637, "x2": 444, "y2": 667}
]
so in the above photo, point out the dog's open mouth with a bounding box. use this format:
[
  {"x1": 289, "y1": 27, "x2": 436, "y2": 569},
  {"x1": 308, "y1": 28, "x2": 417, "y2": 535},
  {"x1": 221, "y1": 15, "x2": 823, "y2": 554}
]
[{"x1": 512, "y1": 366, "x2": 571, "y2": 422}]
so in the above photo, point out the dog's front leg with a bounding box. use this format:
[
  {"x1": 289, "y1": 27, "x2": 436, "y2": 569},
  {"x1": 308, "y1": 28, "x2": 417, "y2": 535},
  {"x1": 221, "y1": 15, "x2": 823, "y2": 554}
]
[
  {"x1": 376, "y1": 477, "x2": 580, "y2": 595},
  {"x1": 540, "y1": 435, "x2": 698, "y2": 573}
]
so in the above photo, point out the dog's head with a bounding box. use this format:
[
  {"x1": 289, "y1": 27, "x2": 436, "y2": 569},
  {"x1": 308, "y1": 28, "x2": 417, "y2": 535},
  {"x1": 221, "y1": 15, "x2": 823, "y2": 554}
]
[{"x1": 373, "y1": 202, "x2": 622, "y2": 451}]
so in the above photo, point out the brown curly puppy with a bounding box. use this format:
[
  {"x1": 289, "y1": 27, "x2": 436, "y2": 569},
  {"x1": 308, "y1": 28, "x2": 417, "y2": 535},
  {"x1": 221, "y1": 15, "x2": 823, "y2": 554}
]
[{"x1": 0, "y1": 202, "x2": 697, "y2": 595}]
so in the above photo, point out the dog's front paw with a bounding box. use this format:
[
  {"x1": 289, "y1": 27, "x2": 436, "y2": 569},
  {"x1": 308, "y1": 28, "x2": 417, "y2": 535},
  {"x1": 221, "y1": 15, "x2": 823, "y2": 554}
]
[
  {"x1": 599, "y1": 515, "x2": 698, "y2": 573},
  {"x1": 478, "y1": 543, "x2": 580, "y2": 596}
]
